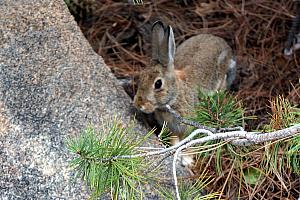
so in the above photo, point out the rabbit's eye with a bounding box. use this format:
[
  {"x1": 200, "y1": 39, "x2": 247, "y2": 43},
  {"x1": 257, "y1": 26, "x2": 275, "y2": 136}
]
[{"x1": 154, "y1": 79, "x2": 162, "y2": 90}]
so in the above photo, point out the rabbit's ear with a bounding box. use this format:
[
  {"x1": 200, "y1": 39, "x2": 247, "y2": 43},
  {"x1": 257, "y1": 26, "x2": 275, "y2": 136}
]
[
  {"x1": 152, "y1": 21, "x2": 165, "y2": 63},
  {"x1": 151, "y1": 22, "x2": 175, "y2": 70},
  {"x1": 166, "y1": 25, "x2": 175, "y2": 67},
  {"x1": 159, "y1": 25, "x2": 175, "y2": 69}
]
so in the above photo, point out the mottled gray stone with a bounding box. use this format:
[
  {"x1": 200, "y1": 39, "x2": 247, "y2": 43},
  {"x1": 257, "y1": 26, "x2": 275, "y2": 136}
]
[{"x1": 0, "y1": 1, "x2": 188, "y2": 199}]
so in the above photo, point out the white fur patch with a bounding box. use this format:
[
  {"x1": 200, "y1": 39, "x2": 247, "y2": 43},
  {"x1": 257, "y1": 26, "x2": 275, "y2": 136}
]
[
  {"x1": 180, "y1": 154, "x2": 194, "y2": 167},
  {"x1": 140, "y1": 105, "x2": 146, "y2": 112},
  {"x1": 284, "y1": 33, "x2": 300, "y2": 56},
  {"x1": 284, "y1": 43, "x2": 300, "y2": 56},
  {"x1": 284, "y1": 48, "x2": 293, "y2": 56},
  {"x1": 229, "y1": 58, "x2": 236, "y2": 69},
  {"x1": 217, "y1": 50, "x2": 228, "y2": 66},
  {"x1": 294, "y1": 43, "x2": 300, "y2": 50},
  {"x1": 173, "y1": 138, "x2": 194, "y2": 167}
]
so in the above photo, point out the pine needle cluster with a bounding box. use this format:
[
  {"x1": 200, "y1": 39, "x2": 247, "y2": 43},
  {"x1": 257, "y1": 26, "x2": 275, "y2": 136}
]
[
  {"x1": 262, "y1": 96, "x2": 300, "y2": 174},
  {"x1": 158, "y1": 171, "x2": 219, "y2": 200},
  {"x1": 67, "y1": 119, "x2": 151, "y2": 199},
  {"x1": 190, "y1": 92, "x2": 300, "y2": 198},
  {"x1": 191, "y1": 91, "x2": 247, "y2": 128},
  {"x1": 67, "y1": 118, "x2": 218, "y2": 199},
  {"x1": 189, "y1": 91, "x2": 250, "y2": 174},
  {"x1": 66, "y1": 92, "x2": 299, "y2": 199}
]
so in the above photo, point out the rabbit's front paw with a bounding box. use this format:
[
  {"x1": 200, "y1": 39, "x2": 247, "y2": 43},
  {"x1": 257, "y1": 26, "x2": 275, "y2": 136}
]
[{"x1": 180, "y1": 154, "x2": 194, "y2": 167}]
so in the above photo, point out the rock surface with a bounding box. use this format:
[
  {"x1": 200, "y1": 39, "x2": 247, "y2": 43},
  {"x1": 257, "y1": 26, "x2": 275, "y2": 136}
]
[{"x1": 0, "y1": 0, "x2": 188, "y2": 199}]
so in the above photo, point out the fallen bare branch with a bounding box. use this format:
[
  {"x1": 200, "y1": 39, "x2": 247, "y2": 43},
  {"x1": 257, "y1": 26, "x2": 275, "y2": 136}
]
[{"x1": 172, "y1": 125, "x2": 300, "y2": 200}]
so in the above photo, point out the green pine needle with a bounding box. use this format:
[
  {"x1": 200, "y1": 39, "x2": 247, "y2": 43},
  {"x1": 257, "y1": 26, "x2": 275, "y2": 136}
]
[
  {"x1": 191, "y1": 90, "x2": 249, "y2": 128},
  {"x1": 66, "y1": 118, "x2": 152, "y2": 199},
  {"x1": 189, "y1": 91, "x2": 252, "y2": 175},
  {"x1": 158, "y1": 122, "x2": 172, "y2": 146},
  {"x1": 263, "y1": 96, "x2": 300, "y2": 174},
  {"x1": 156, "y1": 170, "x2": 219, "y2": 200},
  {"x1": 243, "y1": 167, "x2": 264, "y2": 185}
]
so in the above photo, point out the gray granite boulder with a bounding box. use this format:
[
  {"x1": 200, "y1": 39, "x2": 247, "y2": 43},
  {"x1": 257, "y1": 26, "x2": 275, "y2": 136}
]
[{"x1": 0, "y1": 0, "x2": 188, "y2": 199}]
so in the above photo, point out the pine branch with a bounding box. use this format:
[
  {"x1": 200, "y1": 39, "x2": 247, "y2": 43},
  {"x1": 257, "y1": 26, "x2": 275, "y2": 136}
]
[
  {"x1": 68, "y1": 102, "x2": 300, "y2": 199},
  {"x1": 171, "y1": 126, "x2": 300, "y2": 199},
  {"x1": 91, "y1": 112, "x2": 299, "y2": 199},
  {"x1": 90, "y1": 128, "x2": 213, "y2": 163},
  {"x1": 72, "y1": 120, "x2": 299, "y2": 199}
]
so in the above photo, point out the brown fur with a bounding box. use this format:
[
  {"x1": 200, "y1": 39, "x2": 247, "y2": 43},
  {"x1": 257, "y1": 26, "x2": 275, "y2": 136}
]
[
  {"x1": 175, "y1": 34, "x2": 233, "y2": 92},
  {"x1": 175, "y1": 69, "x2": 186, "y2": 81}
]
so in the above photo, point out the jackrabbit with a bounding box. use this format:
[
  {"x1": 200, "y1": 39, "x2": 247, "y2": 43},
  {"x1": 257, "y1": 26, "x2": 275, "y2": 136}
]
[{"x1": 133, "y1": 21, "x2": 236, "y2": 166}]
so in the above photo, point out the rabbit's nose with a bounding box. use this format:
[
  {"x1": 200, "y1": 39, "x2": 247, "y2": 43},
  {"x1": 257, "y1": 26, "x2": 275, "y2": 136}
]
[{"x1": 139, "y1": 102, "x2": 155, "y2": 114}]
